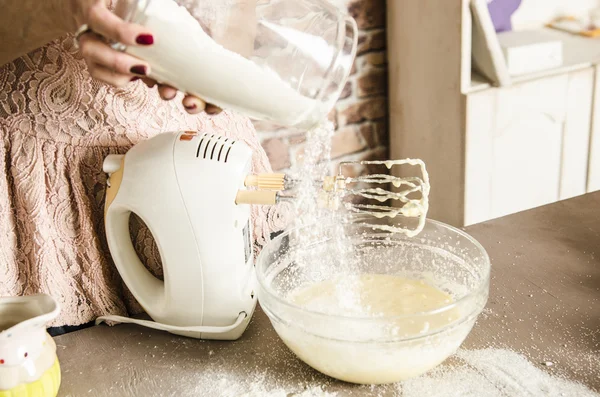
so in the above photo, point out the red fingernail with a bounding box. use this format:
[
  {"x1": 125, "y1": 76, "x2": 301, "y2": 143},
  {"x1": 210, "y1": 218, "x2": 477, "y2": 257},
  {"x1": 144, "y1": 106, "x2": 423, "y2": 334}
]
[
  {"x1": 130, "y1": 76, "x2": 140, "y2": 82},
  {"x1": 136, "y1": 34, "x2": 154, "y2": 45},
  {"x1": 130, "y1": 65, "x2": 147, "y2": 75},
  {"x1": 184, "y1": 103, "x2": 197, "y2": 110}
]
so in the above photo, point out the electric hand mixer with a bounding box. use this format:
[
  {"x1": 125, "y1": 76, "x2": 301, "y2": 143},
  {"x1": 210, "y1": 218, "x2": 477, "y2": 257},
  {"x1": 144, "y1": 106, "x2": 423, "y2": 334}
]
[{"x1": 96, "y1": 131, "x2": 430, "y2": 340}]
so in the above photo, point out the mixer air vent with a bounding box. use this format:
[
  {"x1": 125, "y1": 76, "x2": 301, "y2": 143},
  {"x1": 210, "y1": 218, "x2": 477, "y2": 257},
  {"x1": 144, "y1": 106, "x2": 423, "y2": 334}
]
[{"x1": 195, "y1": 133, "x2": 236, "y2": 162}]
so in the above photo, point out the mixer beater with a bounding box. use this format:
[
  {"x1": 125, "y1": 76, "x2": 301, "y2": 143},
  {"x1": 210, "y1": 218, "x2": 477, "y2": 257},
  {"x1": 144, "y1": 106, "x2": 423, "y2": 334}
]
[{"x1": 238, "y1": 159, "x2": 430, "y2": 237}]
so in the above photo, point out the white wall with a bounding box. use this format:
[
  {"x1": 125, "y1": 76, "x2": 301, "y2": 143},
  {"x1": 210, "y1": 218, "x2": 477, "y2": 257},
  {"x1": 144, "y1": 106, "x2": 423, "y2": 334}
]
[{"x1": 511, "y1": 0, "x2": 599, "y2": 30}]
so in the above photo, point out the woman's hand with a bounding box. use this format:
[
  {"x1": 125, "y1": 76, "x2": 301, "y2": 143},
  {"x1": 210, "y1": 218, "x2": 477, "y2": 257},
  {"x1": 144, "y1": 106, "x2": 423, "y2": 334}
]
[{"x1": 73, "y1": 1, "x2": 221, "y2": 115}]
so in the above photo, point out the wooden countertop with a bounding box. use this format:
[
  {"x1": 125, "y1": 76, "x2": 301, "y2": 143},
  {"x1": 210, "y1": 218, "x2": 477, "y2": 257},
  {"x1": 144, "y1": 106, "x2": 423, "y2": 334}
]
[{"x1": 55, "y1": 193, "x2": 600, "y2": 396}]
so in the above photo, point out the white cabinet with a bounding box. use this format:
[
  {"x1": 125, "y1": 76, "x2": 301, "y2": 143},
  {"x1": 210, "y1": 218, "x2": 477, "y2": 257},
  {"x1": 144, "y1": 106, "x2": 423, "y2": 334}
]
[
  {"x1": 588, "y1": 65, "x2": 600, "y2": 192},
  {"x1": 388, "y1": 0, "x2": 598, "y2": 227},
  {"x1": 465, "y1": 68, "x2": 593, "y2": 225},
  {"x1": 561, "y1": 69, "x2": 594, "y2": 199}
]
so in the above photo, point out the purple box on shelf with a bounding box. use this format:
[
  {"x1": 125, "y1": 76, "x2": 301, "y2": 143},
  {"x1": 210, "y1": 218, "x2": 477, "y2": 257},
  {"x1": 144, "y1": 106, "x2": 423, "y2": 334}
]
[{"x1": 487, "y1": 0, "x2": 522, "y2": 32}]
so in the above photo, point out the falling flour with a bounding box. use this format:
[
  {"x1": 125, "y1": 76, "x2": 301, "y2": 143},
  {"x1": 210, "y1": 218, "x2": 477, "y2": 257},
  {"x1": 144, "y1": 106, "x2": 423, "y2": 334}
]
[
  {"x1": 290, "y1": 121, "x2": 336, "y2": 227},
  {"x1": 277, "y1": 110, "x2": 435, "y2": 385}
]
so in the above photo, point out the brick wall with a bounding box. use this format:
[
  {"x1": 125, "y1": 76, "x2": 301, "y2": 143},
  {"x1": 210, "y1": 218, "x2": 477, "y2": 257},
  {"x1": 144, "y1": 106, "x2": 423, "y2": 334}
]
[{"x1": 256, "y1": 0, "x2": 388, "y2": 177}]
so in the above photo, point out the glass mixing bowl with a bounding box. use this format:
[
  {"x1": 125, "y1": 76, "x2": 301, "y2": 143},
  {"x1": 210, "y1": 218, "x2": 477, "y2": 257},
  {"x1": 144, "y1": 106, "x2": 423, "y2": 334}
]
[{"x1": 256, "y1": 215, "x2": 490, "y2": 384}]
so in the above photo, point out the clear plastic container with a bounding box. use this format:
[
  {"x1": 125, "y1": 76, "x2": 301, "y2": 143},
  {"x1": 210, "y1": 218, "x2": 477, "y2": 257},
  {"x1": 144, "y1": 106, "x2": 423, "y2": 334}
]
[
  {"x1": 114, "y1": 0, "x2": 357, "y2": 128},
  {"x1": 256, "y1": 215, "x2": 491, "y2": 384}
]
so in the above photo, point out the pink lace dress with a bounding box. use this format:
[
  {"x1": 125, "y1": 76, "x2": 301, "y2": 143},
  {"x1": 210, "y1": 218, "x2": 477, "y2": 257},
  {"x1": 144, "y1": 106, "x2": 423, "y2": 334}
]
[{"x1": 0, "y1": 35, "x2": 283, "y2": 326}]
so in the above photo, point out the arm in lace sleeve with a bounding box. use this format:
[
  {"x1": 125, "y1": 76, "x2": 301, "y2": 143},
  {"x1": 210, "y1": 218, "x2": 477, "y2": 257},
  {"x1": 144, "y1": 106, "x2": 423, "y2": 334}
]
[{"x1": 0, "y1": 0, "x2": 71, "y2": 65}]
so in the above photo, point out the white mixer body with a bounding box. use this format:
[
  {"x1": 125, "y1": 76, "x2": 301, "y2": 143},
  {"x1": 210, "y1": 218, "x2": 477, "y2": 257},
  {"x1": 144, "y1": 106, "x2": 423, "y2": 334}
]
[{"x1": 102, "y1": 131, "x2": 257, "y2": 340}]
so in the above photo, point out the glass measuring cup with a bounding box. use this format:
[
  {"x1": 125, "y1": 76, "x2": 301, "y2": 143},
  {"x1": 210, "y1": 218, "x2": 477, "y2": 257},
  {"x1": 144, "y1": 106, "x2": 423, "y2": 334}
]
[{"x1": 113, "y1": 0, "x2": 358, "y2": 128}]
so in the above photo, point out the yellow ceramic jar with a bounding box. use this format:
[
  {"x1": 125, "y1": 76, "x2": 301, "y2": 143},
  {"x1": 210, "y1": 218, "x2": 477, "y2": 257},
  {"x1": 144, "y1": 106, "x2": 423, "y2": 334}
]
[{"x1": 0, "y1": 295, "x2": 61, "y2": 397}]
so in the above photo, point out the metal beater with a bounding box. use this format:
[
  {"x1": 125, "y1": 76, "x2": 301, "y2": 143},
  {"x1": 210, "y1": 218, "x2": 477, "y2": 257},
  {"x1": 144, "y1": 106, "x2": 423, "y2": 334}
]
[{"x1": 237, "y1": 159, "x2": 430, "y2": 236}]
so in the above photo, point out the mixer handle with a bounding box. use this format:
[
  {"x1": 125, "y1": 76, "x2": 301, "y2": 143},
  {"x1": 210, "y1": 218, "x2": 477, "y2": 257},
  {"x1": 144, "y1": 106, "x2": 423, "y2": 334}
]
[{"x1": 105, "y1": 205, "x2": 165, "y2": 313}]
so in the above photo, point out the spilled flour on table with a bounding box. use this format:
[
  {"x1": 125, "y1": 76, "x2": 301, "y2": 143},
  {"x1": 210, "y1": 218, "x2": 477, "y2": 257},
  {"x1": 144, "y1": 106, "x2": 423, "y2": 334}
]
[
  {"x1": 192, "y1": 367, "x2": 339, "y2": 397},
  {"x1": 396, "y1": 348, "x2": 599, "y2": 397},
  {"x1": 189, "y1": 347, "x2": 598, "y2": 397}
]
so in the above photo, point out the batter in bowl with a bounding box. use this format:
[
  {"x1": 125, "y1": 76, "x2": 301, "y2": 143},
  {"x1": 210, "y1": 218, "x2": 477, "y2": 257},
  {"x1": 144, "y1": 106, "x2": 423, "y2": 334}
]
[
  {"x1": 274, "y1": 274, "x2": 466, "y2": 384},
  {"x1": 290, "y1": 274, "x2": 460, "y2": 337}
]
